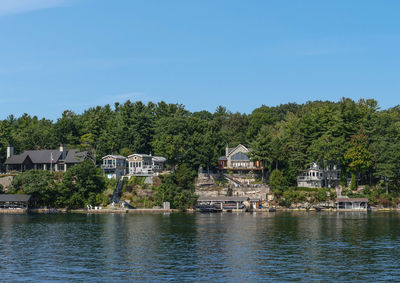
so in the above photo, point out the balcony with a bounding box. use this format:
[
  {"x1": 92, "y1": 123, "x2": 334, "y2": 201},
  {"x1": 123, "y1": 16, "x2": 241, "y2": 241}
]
[{"x1": 101, "y1": 164, "x2": 116, "y2": 169}]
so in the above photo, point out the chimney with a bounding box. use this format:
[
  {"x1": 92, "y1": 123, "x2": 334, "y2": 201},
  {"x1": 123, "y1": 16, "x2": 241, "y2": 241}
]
[
  {"x1": 7, "y1": 144, "x2": 14, "y2": 159},
  {"x1": 59, "y1": 144, "x2": 67, "y2": 160},
  {"x1": 225, "y1": 144, "x2": 229, "y2": 157}
]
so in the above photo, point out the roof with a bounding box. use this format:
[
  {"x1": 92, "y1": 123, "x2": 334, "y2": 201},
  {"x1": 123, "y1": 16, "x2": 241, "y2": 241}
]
[
  {"x1": 65, "y1": 149, "x2": 87, "y2": 163},
  {"x1": 102, "y1": 154, "x2": 127, "y2": 160},
  {"x1": 24, "y1": 150, "x2": 62, "y2": 164},
  {"x1": 0, "y1": 194, "x2": 31, "y2": 202},
  {"x1": 5, "y1": 148, "x2": 85, "y2": 165},
  {"x1": 4, "y1": 152, "x2": 30, "y2": 165},
  {"x1": 218, "y1": 156, "x2": 227, "y2": 161},
  {"x1": 128, "y1": 153, "x2": 152, "y2": 158},
  {"x1": 197, "y1": 196, "x2": 249, "y2": 202},
  {"x1": 336, "y1": 198, "x2": 368, "y2": 203},
  {"x1": 226, "y1": 144, "x2": 251, "y2": 157},
  {"x1": 152, "y1": 156, "x2": 166, "y2": 162}
]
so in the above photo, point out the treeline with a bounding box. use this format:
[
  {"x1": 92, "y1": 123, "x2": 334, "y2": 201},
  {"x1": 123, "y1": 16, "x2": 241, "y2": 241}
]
[{"x1": 1, "y1": 98, "x2": 400, "y2": 191}]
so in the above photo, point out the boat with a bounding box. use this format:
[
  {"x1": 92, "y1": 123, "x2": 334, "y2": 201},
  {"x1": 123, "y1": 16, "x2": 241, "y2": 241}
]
[{"x1": 195, "y1": 204, "x2": 222, "y2": 212}]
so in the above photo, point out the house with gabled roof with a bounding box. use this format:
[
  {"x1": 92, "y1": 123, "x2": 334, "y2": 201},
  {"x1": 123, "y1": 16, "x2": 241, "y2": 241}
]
[
  {"x1": 101, "y1": 155, "x2": 128, "y2": 179},
  {"x1": 5, "y1": 144, "x2": 86, "y2": 173},
  {"x1": 127, "y1": 153, "x2": 153, "y2": 175},
  {"x1": 297, "y1": 162, "x2": 341, "y2": 188},
  {"x1": 218, "y1": 144, "x2": 263, "y2": 173}
]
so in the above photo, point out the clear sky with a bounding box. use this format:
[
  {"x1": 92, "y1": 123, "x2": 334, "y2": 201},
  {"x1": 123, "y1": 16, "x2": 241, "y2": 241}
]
[{"x1": 1, "y1": 0, "x2": 400, "y2": 120}]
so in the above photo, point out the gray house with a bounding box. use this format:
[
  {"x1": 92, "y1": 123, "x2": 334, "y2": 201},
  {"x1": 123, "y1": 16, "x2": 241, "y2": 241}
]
[
  {"x1": 5, "y1": 145, "x2": 86, "y2": 172},
  {"x1": 297, "y1": 162, "x2": 341, "y2": 188}
]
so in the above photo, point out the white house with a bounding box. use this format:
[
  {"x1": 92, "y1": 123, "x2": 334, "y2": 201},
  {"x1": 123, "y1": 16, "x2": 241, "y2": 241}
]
[
  {"x1": 297, "y1": 162, "x2": 341, "y2": 188},
  {"x1": 127, "y1": 154, "x2": 153, "y2": 175}
]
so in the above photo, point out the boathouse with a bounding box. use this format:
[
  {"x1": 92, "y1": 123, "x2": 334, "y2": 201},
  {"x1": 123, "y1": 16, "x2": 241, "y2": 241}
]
[
  {"x1": 0, "y1": 194, "x2": 31, "y2": 209},
  {"x1": 336, "y1": 197, "x2": 368, "y2": 210},
  {"x1": 197, "y1": 196, "x2": 248, "y2": 210}
]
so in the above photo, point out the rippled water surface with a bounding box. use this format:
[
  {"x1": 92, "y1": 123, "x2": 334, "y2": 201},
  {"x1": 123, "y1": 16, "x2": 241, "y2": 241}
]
[{"x1": 1, "y1": 212, "x2": 400, "y2": 281}]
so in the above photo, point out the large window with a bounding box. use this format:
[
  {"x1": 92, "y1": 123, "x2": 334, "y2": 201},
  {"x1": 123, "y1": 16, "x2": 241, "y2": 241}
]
[{"x1": 231, "y1": 152, "x2": 249, "y2": 161}]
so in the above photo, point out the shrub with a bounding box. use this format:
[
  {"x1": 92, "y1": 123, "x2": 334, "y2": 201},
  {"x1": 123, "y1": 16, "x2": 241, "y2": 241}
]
[
  {"x1": 270, "y1": 169, "x2": 286, "y2": 195},
  {"x1": 350, "y1": 173, "x2": 357, "y2": 190}
]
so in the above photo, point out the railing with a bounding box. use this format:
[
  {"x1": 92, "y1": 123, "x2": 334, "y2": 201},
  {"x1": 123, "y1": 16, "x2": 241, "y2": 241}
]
[
  {"x1": 101, "y1": 164, "x2": 116, "y2": 169},
  {"x1": 297, "y1": 176, "x2": 323, "y2": 181},
  {"x1": 219, "y1": 165, "x2": 262, "y2": 170}
]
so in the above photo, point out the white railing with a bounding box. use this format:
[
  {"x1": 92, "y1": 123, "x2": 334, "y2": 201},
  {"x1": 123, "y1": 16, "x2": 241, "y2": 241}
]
[{"x1": 101, "y1": 164, "x2": 116, "y2": 169}]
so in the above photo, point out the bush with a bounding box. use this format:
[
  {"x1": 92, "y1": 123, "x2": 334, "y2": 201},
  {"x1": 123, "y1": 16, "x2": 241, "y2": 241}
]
[
  {"x1": 315, "y1": 189, "x2": 327, "y2": 202},
  {"x1": 350, "y1": 173, "x2": 357, "y2": 190},
  {"x1": 128, "y1": 176, "x2": 145, "y2": 186},
  {"x1": 270, "y1": 169, "x2": 286, "y2": 196},
  {"x1": 10, "y1": 170, "x2": 56, "y2": 207}
]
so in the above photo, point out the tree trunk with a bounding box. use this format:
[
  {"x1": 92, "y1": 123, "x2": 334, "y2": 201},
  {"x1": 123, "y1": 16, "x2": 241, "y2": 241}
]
[{"x1": 386, "y1": 180, "x2": 389, "y2": 195}]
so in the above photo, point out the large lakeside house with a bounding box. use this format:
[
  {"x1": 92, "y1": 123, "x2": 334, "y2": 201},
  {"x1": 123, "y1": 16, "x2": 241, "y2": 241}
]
[
  {"x1": 297, "y1": 162, "x2": 341, "y2": 188},
  {"x1": 101, "y1": 153, "x2": 166, "y2": 179},
  {"x1": 101, "y1": 155, "x2": 128, "y2": 179},
  {"x1": 218, "y1": 144, "x2": 263, "y2": 174},
  {"x1": 4, "y1": 144, "x2": 86, "y2": 172}
]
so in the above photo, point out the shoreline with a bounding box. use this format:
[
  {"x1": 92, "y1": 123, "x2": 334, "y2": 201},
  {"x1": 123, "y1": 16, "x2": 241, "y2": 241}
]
[{"x1": 1, "y1": 207, "x2": 399, "y2": 214}]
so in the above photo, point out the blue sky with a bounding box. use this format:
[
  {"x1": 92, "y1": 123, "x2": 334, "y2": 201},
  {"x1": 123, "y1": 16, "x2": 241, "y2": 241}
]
[{"x1": 1, "y1": 0, "x2": 400, "y2": 120}]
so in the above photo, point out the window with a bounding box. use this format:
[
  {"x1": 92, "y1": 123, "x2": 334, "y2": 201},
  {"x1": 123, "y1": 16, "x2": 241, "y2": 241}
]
[{"x1": 231, "y1": 152, "x2": 249, "y2": 161}]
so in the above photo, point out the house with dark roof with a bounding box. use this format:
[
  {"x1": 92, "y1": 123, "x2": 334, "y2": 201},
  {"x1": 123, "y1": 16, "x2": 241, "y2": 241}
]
[
  {"x1": 5, "y1": 145, "x2": 86, "y2": 173},
  {"x1": 218, "y1": 144, "x2": 263, "y2": 173}
]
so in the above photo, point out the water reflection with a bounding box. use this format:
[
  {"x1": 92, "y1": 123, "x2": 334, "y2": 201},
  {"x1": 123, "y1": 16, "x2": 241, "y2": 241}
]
[{"x1": 1, "y1": 212, "x2": 400, "y2": 281}]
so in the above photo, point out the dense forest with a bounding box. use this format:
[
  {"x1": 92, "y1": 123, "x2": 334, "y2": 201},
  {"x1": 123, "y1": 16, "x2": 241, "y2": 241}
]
[{"x1": 1, "y1": 98, "x2": 400, "y2": 193}]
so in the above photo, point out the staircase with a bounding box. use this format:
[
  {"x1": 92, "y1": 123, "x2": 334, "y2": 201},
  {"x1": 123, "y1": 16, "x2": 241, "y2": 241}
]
[
  {"x1": 110, "y1": 178, "x2": 124, "y2": 204},
  {"x1": 223, "y1": 174, "x2": 243, "y2": 187}
]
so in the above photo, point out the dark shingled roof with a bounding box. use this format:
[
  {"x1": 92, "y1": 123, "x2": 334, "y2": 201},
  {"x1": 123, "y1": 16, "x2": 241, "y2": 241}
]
[
  {"x1": 5, "y1": 148, "x2": 86, "y2": 165},
  {"x1": 65, "y1": 149, "x2": 87, "y2": 163},
  {"x1": 218, "y1": 156, "x2": 227, "y2": 161},
  {"x1": 4, "y1": 152, "x2": 30, "y2": 165},
  {"x1": 0, "y1": 194, "x2": 31, "y2": 202},
  {"x1": 24, "y1": 150, "x2": 62, "y2": 164}
]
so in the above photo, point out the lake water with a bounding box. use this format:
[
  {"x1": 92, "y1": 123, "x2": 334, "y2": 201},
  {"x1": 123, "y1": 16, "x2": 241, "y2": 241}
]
[{"x1": 1, "y1": 212, "x2": 400, "y2": 281}]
